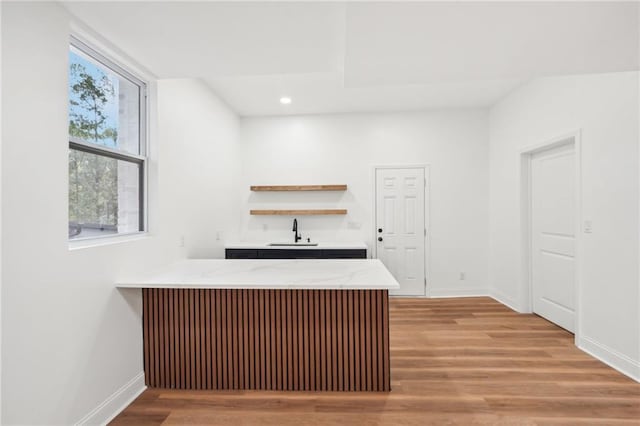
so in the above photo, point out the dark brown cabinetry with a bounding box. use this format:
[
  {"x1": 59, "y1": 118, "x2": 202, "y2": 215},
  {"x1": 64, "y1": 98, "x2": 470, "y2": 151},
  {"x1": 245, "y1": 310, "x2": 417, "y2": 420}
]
[{"x1": 225, "y1": 248, "x2": 366, "y2": 259}]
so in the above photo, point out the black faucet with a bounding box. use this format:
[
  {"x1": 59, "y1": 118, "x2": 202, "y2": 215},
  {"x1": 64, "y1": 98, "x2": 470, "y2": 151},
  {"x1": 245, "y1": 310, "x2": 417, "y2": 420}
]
[{"x1": 292, "y1": 218, "x2": 302, "y2": 243}]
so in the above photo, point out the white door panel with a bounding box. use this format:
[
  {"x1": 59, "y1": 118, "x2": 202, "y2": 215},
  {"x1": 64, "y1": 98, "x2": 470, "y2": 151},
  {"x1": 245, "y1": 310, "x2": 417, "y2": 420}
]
[
  {"x1": 531, "y1": 143, "x2": 576, "y2": 332},
  {"x1": 376, "y1": 167, "x2": 426, "y2": 296},
  {"x1": 539, "y1": 234, "x2": 575, "y2": 256}
]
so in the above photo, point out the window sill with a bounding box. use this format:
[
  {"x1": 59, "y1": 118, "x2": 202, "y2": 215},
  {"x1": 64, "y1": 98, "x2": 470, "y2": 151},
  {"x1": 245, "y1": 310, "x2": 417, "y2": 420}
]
[{"x1": 68, "y1": 231, "x2": 150, "y2": 251}]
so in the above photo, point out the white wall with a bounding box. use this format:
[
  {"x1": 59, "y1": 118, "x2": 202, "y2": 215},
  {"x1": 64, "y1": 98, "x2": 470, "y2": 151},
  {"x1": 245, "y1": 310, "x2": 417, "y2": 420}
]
[
  {"x1": 157, "y1": 78, "x2": 241, "y2": 259},
  {"x1": 489, "y1": 71, "x2": 640, "y2": 380},
  {"x1": 1, "y1": 2, "x2": 240, "y2": 424},
  {"x1": 239, "y1": 111, "x2": 490, "y2": 296},
  {"x1": 0, "y1": 2, "x2": 3, "y2": 421}
]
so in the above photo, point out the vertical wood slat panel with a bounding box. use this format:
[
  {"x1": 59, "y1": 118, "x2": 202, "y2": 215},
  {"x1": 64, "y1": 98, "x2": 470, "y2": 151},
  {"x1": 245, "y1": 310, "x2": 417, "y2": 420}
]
[
  {"x1": 267, "y1": 290, "x2": 272, "y2": 390},
  {"x1": 371, "y1": 290, "x2": 378, "y2": 391},
  {"x1": 221, "y1": 290, "x2": 228, "y2": 389},
  {"x1": 382, "y1": 290, "x2": 390, "y2": 391},
  {"x1": 187, "y1": 290, "x2": 192, "y2": 388},
  {"x1": 320, "y1": 290, "x2": 326, "y2": 391},
  {"x1": 280, "y1": 290, "x2": 286, "y2": 390},
  {"x1": 201, "y1": 290, "x2": 208, "y2": 389},
  {"x1": 275, "y1": 290, "x2": 282, "y2": 390},
  {"x1": 168, "y1": 289, "x2": 175, "y2": 389},
  {"x1": 155, "y1": 289, "x2": 161, "y2": 388},
  {"x1": 365, "y1": 290, "x2": 372, "y2": 391},
  {"x1": 159, "y1": 289, "x2": 165, "y2": 388},
  {"x1": 302, "y1": 290, "x2": 310, "y2": 391},
  {"x1": 375, "y1": 290, "x2": 382, "y2": 391},
  {"x1": 254, "y1": 290, "x2": 259, "y2": 389},
  {"x1": 332, "y1": 290, "x2": 338, "y2": 390},
  {"x1": 336, "y1": 290, "x2": 343, "y2": 391},
  {"x1": 358, "y1": 290, "x2": 366, "y2": 390},
  {"x1": 259, "y1": 289, "x2": 266, "y2": 389},
  {"x1": 148, "y1": 288, "x2": 153, "y2": 386},
  {"x1": 231, "y1": 290, "x2": 238, "y2": 389},
  {"x1": 184, "y1": 290, "x2": 190, "y2": 389},
  {"x1": 142, "y1": 289, "x2": 389, "y2": 391},
  {"x1": 341, "y1": 290, "x2": 349, "y2": 391},
  {"x1": 204, "y1": 290, "x2": 211, "y2": 389},
  {"x1": 248, "y1": 290, "x2": 252, "y2": 389},
  {"x1": 162, "y1": 290, "x2": 169, "y2": 388},
  {"x1": 178, "y1": 290, "x2": 183, "y2": 390},
  {"x1": 162, "y1": 291, "x2": 172, "y2": 388},
  {"x1": 241, "y1": 290, "x2": 248, "y2": 389},
  {"x1": 292, "y1": 290, "x2": 299, "y2": 391},
  {"x1": 154, "y1": 290, "x2": 161, "y2": 387},
  {"x1": 313, "y1": 290, "x2": 321, "y2": 390},
  {"x1": 214, "y1": 290, "x2": 221, "y2": 389},
  {"x1": 194, "y1": 290, "x2": 200, "y2": 390},
  {"x1": 143, "y1": 289, "x2": 150, "y2": 386},
  {"x1": 287, "y1": 290, "x2": 294, "y2": 391},
  {"x1": 348, "y1": 290, "x2": 355, "y2": 391}
]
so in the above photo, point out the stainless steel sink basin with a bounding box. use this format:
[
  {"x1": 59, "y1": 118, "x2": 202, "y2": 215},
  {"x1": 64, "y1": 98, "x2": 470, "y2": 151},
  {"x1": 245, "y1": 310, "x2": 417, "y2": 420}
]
[{"x1": 268, "y1": 242, "x2": 318, "y2": 247}]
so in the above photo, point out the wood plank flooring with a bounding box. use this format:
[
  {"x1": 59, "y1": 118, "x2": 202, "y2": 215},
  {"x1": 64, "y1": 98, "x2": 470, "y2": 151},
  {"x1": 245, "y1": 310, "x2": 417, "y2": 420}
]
[{"x1": 111, "y1": 297, "x2": 640, "y2": 425}]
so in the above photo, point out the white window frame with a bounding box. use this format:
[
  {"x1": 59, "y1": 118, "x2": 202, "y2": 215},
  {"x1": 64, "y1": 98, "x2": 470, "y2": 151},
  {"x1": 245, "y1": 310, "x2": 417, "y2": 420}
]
[{"x1": 68, "y1": 35, "x2": 148, "y2": 242}]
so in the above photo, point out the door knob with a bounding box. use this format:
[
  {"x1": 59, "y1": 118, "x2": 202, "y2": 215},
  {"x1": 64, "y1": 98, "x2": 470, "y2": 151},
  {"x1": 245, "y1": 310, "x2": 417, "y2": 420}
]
[
  {"x1": 378, "y1": 228, "x2": 383, "y2": 233},
  {"x1": 378, "y1": 237, "x2": 383, "y2": 242}
]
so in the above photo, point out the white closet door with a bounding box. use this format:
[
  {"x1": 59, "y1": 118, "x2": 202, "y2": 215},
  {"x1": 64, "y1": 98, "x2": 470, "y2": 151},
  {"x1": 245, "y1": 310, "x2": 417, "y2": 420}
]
[{"x1": 531, "y1": 143, "x2": 576, "y2": 332}]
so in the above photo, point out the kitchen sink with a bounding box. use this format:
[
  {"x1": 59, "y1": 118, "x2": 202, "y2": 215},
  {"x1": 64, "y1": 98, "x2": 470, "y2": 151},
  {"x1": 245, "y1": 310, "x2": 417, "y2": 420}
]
[{"x1": 268, "y1": 242, "x2": 318, "y2": 247}]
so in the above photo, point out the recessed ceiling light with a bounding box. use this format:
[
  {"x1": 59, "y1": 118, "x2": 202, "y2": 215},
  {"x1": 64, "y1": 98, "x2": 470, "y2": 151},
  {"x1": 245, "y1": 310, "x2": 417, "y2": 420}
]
[{"x1": 280, "y1": 97, "x2": 292, "y2": 105}]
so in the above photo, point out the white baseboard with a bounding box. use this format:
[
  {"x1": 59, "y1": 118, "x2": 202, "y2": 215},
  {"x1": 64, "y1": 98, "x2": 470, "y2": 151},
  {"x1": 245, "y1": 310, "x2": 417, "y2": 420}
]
[
  {"x1": 428, "y1": 288, "x2": 488, "y2": 298},
  {"x1": 578, "y1": 335, "x2": 640, "y2": 383},
  {"x1": 75, "y1": 372, "x2": 146, "y2": 426},
  {"x1": 489, "y1": 289, "x2": 523, "y2": 313}
]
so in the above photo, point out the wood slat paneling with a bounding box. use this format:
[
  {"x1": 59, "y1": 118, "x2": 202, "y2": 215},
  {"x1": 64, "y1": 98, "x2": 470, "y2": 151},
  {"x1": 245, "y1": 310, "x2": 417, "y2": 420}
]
[{"x1": 142, "y1": 289, "x2": 389, "y2": 391}]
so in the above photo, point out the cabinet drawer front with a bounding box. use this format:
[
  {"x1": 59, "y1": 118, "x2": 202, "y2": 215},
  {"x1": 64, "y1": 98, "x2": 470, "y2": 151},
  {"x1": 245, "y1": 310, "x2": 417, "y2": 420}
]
[
  {"x1": 322, "y1": 249, "x2": 367, "y2": 259},
  {"x1": 258, "y1": 249, "x2": 323, "y2": 259},
  {"x1": 225, "y1": 249, "x2": 258, "y2": 259}
]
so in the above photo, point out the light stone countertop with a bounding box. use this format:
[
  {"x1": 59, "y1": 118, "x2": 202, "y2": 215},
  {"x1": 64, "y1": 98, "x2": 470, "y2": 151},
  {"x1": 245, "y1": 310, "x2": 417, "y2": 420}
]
[
  {"x1": 224, "y1": 242, "x2": 367, "y2": 250},
  {"x1": 116, "y1": 259, "x2": 399, "y2": 290}
]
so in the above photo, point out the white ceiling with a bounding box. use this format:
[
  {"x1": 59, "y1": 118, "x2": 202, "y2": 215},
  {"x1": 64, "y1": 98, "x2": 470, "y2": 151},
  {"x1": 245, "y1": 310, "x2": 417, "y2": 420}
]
[{"x1": 62, "y1": 1, "x2": 639, "y2": 117}]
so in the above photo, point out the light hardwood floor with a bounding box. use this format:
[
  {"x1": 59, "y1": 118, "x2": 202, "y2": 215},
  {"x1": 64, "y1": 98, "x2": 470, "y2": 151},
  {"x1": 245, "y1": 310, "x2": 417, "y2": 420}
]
[{"x1": 111, "y1": 297, "x2": 640, "y2": 425}]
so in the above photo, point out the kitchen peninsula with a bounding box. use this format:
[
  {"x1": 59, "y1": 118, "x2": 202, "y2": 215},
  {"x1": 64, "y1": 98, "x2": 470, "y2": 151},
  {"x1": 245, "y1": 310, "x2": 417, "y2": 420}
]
[{"x1": 117, "y1": 259, "x2": 399, "y2": 392}]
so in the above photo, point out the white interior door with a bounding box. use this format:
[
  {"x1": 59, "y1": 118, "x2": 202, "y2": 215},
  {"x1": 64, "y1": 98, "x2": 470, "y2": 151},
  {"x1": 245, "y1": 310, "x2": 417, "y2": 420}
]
[
  {"x1": 375, "y1": 167, "x2": 426, "y2": 296},
  {"x1": 531, "y1": 143, "x2": 576, "y2": 332}
]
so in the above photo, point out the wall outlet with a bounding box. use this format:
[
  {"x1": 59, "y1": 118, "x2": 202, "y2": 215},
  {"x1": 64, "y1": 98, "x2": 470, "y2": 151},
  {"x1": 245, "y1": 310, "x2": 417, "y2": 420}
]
[
  {"x1": 179, "y1": 236, "x2": 185, "y2": 247},
  {"x1": 262, "y1": 223, "x2": 268, "y2": 231},
  {"x1": 584, "y1": 220, "x2": 593, "y2": 233},
  {"x1": 216, "y1": 231, "x2": 223, "y2": 241},
  {"x1": 459, "y1": 272, "x2": 465, "y2": 281},
  {"x1": 347, "y1": 221, "x2": 362, "y2": 230}
]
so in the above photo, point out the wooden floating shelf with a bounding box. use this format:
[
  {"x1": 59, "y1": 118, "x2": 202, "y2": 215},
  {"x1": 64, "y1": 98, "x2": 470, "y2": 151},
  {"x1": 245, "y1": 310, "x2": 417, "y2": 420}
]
[
  {"x1": 250, "y1": 209, "x2": 347, "y2": 216},
  {"x1": 250, "y1": 185, "x2": 347, "y2": 192}
]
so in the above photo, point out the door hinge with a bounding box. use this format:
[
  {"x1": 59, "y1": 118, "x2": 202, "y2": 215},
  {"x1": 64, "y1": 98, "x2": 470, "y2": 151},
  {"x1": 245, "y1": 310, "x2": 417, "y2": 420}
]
[{"x1": 424, "y1": 228, "x2": 427, "y2": 236}]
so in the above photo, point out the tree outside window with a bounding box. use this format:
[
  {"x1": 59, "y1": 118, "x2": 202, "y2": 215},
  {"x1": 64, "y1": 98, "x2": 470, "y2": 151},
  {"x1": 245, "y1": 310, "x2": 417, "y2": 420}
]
[{"x1": 68, "y1": 40, "x2": 144, "y2": 240}]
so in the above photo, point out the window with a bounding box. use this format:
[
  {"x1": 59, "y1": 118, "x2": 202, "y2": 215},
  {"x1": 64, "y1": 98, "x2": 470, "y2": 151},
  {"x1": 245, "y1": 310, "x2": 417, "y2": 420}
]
[{"x1": 68, "y1": 37, "x2": 146, "y2": 240}]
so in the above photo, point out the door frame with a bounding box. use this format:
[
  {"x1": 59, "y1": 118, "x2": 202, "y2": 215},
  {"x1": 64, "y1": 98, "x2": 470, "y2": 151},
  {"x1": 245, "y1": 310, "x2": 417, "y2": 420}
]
[
  {"x1": 371, "y1": 164, "x2": 430, "y2": 296},
  {"x1": 520, "y1": 130, "x2": 582, "y2": 342}
]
